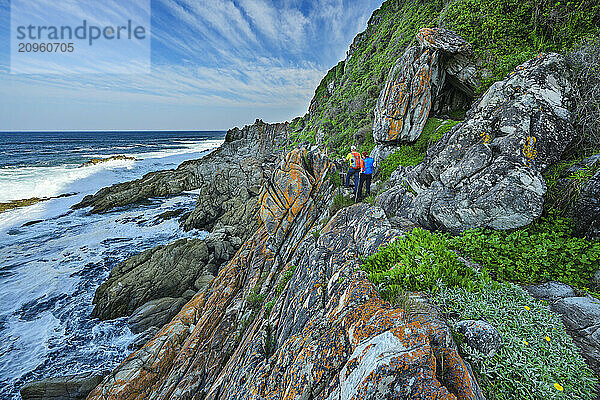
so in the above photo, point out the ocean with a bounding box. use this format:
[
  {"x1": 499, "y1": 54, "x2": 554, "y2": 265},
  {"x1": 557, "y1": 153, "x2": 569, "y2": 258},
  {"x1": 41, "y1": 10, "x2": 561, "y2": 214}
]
[{"x1": 0, "y1": 131, "x2": 225, "y2": 399}]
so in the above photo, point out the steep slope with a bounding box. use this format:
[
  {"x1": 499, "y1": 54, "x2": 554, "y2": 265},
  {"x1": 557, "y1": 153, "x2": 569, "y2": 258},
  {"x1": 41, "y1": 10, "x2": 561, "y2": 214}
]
[{"x1": 291, "y1": 0, "x2": 599, "y2": 158}]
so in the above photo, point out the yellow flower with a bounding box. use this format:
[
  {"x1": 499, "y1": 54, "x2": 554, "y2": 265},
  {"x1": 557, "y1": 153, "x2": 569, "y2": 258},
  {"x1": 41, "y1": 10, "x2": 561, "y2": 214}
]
[
  {"x1": 554, "y1": 383, "x2": 564, "y2": 391},
  {"x1": 524, "y1": 306, "x2": 530, "y2": 310},
  {"x1": 523, "y1": 340, "x2": 529, "y2": 345},
  {"x1": 545, "y1": 336, "x2": 551, "y2": 342}
]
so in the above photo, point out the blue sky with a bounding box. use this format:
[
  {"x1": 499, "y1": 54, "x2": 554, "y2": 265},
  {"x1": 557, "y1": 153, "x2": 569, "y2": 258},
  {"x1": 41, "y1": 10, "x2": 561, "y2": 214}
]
[{"x1": 0, "y1": 0, "x2": 382, "y2": 131}]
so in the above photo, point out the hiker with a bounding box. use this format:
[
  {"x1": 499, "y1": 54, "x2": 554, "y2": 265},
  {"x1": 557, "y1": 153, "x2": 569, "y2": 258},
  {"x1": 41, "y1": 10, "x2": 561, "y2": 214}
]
[
  {"x1": 345, "y1": 146, "x2": 362, "y2": 195},
  {"x1": 356, "y1": 151, "x2": 375, "y2": 202}
]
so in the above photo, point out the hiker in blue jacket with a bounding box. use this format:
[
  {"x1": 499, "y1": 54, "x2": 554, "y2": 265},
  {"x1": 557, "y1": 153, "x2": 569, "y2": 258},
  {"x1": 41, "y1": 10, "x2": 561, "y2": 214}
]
[{"x1": 356, "y1": 151, "x2": 375, "y2": 202}]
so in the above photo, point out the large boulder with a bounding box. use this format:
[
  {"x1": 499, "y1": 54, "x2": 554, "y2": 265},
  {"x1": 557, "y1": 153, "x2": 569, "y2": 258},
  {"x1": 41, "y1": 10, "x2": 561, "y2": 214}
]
[
  {"x1": 21, "y1": 371, "x2": 107, "y2": 400},
  {"x1": 377, "y1": 53, "x2": 576, "y2": 233},
  {"x1": 91, "y1": 227, "x2": 241, "y2": 320},
  {"x1": 86, "y1": 148, "x2": 484, "y2": 400},
  {"x1": 372, "y1": 28, "x2": 475, "y2": 146}
]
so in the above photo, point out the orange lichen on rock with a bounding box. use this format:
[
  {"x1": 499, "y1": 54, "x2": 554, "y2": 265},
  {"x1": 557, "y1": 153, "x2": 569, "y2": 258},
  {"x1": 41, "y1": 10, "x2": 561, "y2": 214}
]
[{"x1": 86, "y1": 150, "x2": 483, "y2": 400}]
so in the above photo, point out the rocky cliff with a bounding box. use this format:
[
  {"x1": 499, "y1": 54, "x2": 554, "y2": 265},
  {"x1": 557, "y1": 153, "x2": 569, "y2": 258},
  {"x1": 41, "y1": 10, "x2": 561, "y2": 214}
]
[
  {"x1": 21, "y1": 1, "x2": 600, "y2": 399},
  {"x1": 86, "y1": 148, "x2": 485, "y2": 400}
]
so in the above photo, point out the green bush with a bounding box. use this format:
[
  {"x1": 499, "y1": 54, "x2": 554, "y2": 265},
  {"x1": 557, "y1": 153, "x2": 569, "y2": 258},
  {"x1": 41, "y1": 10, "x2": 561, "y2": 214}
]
[
  {"x1": 361, "y1": 228, "x2": 483, "y2": 302},
  {"x1": 447, "y1": 213, "x2": 600, "y2": 289},
  {"x1": 436, "y1": 282, "x2": 598, "y2": 399}
]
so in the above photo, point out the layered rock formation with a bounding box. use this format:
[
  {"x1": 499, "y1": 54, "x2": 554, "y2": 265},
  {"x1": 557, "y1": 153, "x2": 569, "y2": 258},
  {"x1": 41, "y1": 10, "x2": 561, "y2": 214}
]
[
  {"x1": 377, "y1": 53, "x2": 576, "y2": 232},
  {"x1": 20, "y1": 372, "x2": 108, "y2": 400},
  {"x1": 372, "y1": 28, "x2": 476, "y2": 152},
  {"x1": 86, "y1": 148, "x2": 484, "y2": 400},
  {"x1": 91, "y1": 227, "x2": 241, "y2": 321},
  {"x1": 74, "y1": 120, "x2": 289, "y2": 221}
]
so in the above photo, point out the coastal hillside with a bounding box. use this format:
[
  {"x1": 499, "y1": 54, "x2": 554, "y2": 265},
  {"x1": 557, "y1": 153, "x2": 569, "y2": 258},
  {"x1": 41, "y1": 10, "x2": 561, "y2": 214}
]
[
  {"x1": 290, "y1": 0, "x2": 600, "y2": 158},
  {"x1": 20, "y1": 1, "x2": 600, "y2": 400}
]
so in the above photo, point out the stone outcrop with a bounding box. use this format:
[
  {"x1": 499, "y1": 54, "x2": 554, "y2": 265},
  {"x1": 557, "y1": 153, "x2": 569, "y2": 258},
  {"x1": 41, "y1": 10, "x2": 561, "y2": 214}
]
[
  {"x1": 377, "y1": 53, "x2": 576, "y2": 233},
  {"x1": 182, "y1": 162, "x2": 262, "y2": 241},
  {"x1": 91, "y1": 227, "x2": 241, "y2": 320},
  {"x1": 86, "y1": 148, "x2": 484, "y2": 400},
  {"x1": 20, "y1": 371, "x2": 108, "y2": 400},
  {"x1": 574, "y1": 168, "x2": 600, "y2": 240},
  {"x1": 128, "y1": 297, "x2": 189, "y2": 334},
  {"x1": 527, "y1": 282, "x2": 600, "y2": 374},
  {"x1": 372, "y1": 28, "x2": 475, "y2": 147},
  {"x1": 455, "y1": 320, "x2": 502, "y2": 357},
  {"x1": 73, "y1": 120, "x2": 288, "y2": 215}
]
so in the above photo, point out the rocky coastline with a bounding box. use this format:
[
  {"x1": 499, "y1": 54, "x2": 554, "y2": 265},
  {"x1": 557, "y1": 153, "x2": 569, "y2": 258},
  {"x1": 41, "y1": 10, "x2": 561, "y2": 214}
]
[{"x1": 19, "y1": 3, "x2": 600, "y2": 400}]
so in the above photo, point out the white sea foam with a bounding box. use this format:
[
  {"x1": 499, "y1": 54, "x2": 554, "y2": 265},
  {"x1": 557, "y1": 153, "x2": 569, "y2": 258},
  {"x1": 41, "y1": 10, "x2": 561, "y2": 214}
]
[{"x1": 0, "y1": 138, "x2": 223, "y2": 205}]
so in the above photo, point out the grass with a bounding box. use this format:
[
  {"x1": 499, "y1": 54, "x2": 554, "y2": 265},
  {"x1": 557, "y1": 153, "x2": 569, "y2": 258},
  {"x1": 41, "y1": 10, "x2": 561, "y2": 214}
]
[
  {"x1": 329, "y1": 193, "x2": 355, "y2": 215},
  {"x1": 436, "y1": 282, "x2": 598, "y2": 399}
]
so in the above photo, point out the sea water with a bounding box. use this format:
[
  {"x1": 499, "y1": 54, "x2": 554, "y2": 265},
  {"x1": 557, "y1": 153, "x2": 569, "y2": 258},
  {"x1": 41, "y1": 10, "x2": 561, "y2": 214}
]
[{"x1": 0, "y1": 131, "x2": 224, "y2": 399}]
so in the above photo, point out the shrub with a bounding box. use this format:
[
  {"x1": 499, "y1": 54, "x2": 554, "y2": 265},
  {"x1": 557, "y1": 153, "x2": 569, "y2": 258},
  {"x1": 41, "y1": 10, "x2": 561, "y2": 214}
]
[
  {"x1": 544, "y1": 155, "x2": 600, "y2": 214},
  {"x1": 361, "y1": 228, "x2": 483, "y2": 302},
  {"x1": 447, "y1": 213, "x2": 600, "y2": 289},
  {"x1": 566, "y1": 36, "x2": 600, "y2": 151},
  {"x1": 436, "y1": 282, "x2": 598, "y2": 399}
]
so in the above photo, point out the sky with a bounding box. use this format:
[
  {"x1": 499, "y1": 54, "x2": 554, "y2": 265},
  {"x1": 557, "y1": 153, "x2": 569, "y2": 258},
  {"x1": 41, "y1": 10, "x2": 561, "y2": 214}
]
[{"x1": 0, "y1": 0, "x2": 383, "y2": 131}]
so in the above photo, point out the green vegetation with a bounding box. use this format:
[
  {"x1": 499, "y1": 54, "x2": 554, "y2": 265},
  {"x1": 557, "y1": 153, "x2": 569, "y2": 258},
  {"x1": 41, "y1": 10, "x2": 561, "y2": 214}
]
[
  {"x1": 246, "y1": 288, "x2": 266, "y2": 309},
  {"x1": 297, "y1": 0, "x2": 599, "y2": 158},
  {"x1": 329, "y1": 193, "x2": 354, "y2": 215},
  {"x1": 436, "y1": 282, "x2": 598, "y2": 399},
  {"x1": 378, "y1": 118, "x2": 459, "y2": 180},
  {"x1": 361, "y1": 228, "x2": 483, "y2": 302},
  {"x1": 544, "y1": 153, "x2": 600, "y2": 214},
  {"x1": 447, "y1": 213, "x2": 600, "y2": 290}
]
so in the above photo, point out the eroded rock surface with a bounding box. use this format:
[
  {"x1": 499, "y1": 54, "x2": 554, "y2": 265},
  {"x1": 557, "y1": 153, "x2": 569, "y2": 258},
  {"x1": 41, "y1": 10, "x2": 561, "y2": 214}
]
[
  {"x1": 87, "y1": 148, "x2": 484, "y2": 400},
  {"x1": 91, "y1": 227, "x2": 241, "y2": 320},
  {"x1": 377, "y1": 53, "x2": 575, "y2": 233},
  {"x1": 74, "y1": 120, "x2": 288, "y2": 215},
  {"x1": 372, "y1": 28, "x2": 475, "y2": 147},
  {"x1": 20, "y1": 371, "x2": 107, "y2": 400}
]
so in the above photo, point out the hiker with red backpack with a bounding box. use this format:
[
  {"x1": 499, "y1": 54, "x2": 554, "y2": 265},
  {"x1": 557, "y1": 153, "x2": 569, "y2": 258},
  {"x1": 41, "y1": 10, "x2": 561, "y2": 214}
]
[{"x1": 345, "y1": 146, "x2": 362, "y2": 196}]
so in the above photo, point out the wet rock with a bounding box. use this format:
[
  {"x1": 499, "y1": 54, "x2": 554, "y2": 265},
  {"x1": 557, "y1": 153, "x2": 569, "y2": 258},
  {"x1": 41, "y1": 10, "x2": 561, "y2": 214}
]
[
  {"x1": 128, "y1": 297, "x2": 188, "y2": 334},
  {"x1": 153, "y1": 208, "x2": 187, "y2": 223},
  {"x1": 128, "y1": 327, "x2": 160, "y2": 351},
  {"x1": 87, "y1": 148, "x2": 484, "y2": 400},
  {"x1": 21, "y1": 371, "x2": 108, "y2": 400},
  {"x1": 525, "y1": 281, "x2": 576, "y2": 300},
  {"x1": 377, "y1": 53, "x2": 576, "y2": 233},
  {"x1": 91, "y1": 227, "x2": 241, "y2": 320},
  {"x1": 455, "y1": 320, "x2": 502, "y2": 357},
  {"x1": 373, "y1": 28, "x2": 475, "y2": 147}
]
